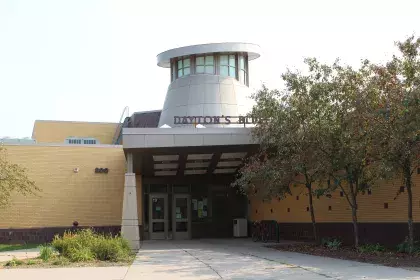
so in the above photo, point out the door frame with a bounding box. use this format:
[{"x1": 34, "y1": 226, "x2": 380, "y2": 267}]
[
  {"x1": 149, "y1": 193, "x2": 168, "y2": 240},
  {"x1": 172, "y1": 194, "x2": 191, "y2": 240}
]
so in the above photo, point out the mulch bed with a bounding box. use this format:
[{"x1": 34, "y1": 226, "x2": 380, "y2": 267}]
[{"x1": 268, "y1": 243, "x2": 420, "y2": 268}]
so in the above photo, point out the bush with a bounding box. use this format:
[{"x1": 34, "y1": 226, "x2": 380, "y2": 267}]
[
  {"x1": 51, "y1": 229, "x2": 131, "y2": 262},
  {"x1": 39, "y1": 245, "x2": 55, "y2": 261},
  {"x1": 326, "y1": 239, "x2": 342, "y2": 251},
  {"x1": 67, "y1": 247, "x2": 94, "y2": 262},
  {"x1": 91, "y1": 235, "x2": 131, "y2": 261},
  {"x1": 26, "y1": 259, "x2": 36, "y2": 265},
  {"x1": 397, "y1": 237, "x2": 420, "y2": 253},
  {"x1": 321, "y1": 237, "x2": 342, "y2": 250},
  {"x1": 358, "y1": 243, "x2": 385, "y2": 253},
  {"x1": 5, "y1": 257, "x2": 24, "y2": 267}
]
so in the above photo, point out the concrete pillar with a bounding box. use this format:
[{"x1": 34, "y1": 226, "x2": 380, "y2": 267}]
[{"x1": 121, "y1": 172, "x2": 140, "y2": 251}]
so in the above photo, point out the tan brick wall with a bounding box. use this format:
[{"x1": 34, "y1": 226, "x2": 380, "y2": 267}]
[
  {"x1": 250, "y1": 174, "x2": 420, "y2": 223},
  {"x1": 32, "y1": 120, "x2": 119, "y2": 144},
  {"x1": 0, "y1": 144, "x2": 126, "y2": 228}
]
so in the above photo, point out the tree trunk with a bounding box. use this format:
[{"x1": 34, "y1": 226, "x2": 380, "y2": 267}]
[
  {"x1": 349, "y1": 182, "x2": 359, "y2": 248},
  {"x1": 351, "y1": 206, "x2": 359, "y2": 248},
  {"x1": 307, "y1": 184, "x2": 318, "y2": 244},
  {"x1": 404, "y1": 160, "x2": 414, "y2": 253}
]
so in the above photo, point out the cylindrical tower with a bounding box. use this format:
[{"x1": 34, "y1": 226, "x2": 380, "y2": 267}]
[{"x1": 156, "y1": 42, "x2": 261, "y2": 127}]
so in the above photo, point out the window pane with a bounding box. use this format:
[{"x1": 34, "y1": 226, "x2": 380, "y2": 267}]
[
  {"x1": 205, "y1": 65, "x2": 214, "y2": 74},
  {"x1": 172, "y1": 63, "x2": 176, "y2": 80},
  {"x1": 205, "y1": 55, "x2": 214, "y2": 65},
  {"x1": 220, "y1": 55, "x2": 228, "y2": 66},
  {"x1": 239, "y1": 70, "x2": 245, "y2": 83},
  {"x1": 152, "y1": 198, "x2": 165, "y2": 219},
  {"x1": 184, "y1": 58, "x2": 190, "y2": 67},
  {"x1": 239, "y1": 55, "x2": 245, "y2": 70},
  {"x1": 196, "y1": 65, "x2": 204, "y2": 73},
  {"x1": 196, "y1": 57, "x2": 204, "y2": 65},
  {"x1": 177, "y1": 60, "x2": 183, "y2": 70},
  {"x1": 229, "y1": 55, "x2": 235, "y2": 66},
  {"x1": 184, "y1": 67, "x2": 190, "y2": 75},
  {"x1": 229, "y1": 66, "x2": 236, "y2": 77},
  {"x1": 178, "y1": 69, "x2": 183, "y2": 77},
  {"x1": 220, "y1": 66, "x2": 229, "y2": 76}
]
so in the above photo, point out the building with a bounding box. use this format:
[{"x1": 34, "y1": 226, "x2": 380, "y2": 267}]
[{"x1": 1, "y1": 42, "x2": 419, "y2": 249}]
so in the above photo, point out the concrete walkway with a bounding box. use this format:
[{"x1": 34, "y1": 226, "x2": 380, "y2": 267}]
[
  {"x1": 1, "y1": 239, "x2": 420, "y2": 279},
  {"x1": 124, "y1": 239, "x2": 420, "y2": 280}
]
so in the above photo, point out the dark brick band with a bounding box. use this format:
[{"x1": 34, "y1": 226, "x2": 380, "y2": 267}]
[{"x1": 0, "y1": 226, "x2": 122, "y2": 244}]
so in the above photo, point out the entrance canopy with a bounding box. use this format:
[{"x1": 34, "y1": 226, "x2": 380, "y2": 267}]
[{"x1": 123, "y1": 127, "x2": 259, "y2": 177}]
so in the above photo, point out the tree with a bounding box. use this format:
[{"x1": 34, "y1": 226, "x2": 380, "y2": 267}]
[
  {"x1": 234, "y1": 63, "x2": 332, "y2": 243},
  {"x1": 372, "y1": 36, "x2": 420, "y2": 253},
  {"x1": 234, "y1": 86, "x2": 293, "y2": 201},
  {"x1": 313, "y1": 58, "x2": 383, "y2": 248},
  {"x1": 0, "y1": 146, "x2": 39, "y2": 206}
]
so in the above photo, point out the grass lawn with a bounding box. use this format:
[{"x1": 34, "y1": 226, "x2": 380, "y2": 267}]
[{"x1": 0, "y1": 243, "x2": 40, "y2": 253}]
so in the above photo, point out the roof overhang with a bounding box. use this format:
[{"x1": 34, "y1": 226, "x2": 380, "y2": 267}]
[
  {"x1": 156, "y1": 42, "x2": 261, "y2": 68},
  {"x1": 123, "y1": 127, "x2": 259, "y2": 177}
]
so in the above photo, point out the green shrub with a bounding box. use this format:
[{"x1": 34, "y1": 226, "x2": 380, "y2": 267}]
[
  {"x1": 26, "y1": 259, "x2": 36, "y2": 265},
  {"x1": 358, "y1": 243, "x2": 385, "y2": 253},
  {"x1": 67, "y1": 247, "x2": 94, "y2": 262},
  {"x1": 39, "y1": 245, "x2": 55, "y2": 261},
  {"x1": 91, "y1": 235, "x2": 131, "y2": 261},
  {"x1": 326, "y1": 239, "x2": 342, "y2": 250},
  {"x1": 321, "y1": 237, "x2": 332, "y2": 247},
  {"x1": 51, "y1": 228, "x2": 131, "y2": 262},
  {"x1": 321, "y1": 237, "x2": 342, "y2": 250},
  {"x1": 5, "y1": 257, "x2": 24, "y2": 267},
  {"x1": 397, "y1": 237, "x2": 420, "y2": 253}
]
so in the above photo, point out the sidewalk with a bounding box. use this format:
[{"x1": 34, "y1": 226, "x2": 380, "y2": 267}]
[
  {"x1": 0, "y1": 248, "x2": 39, "y2": 262},
  {"x1": 124, "y1": 239, "x2": 420, "y2": 280}
]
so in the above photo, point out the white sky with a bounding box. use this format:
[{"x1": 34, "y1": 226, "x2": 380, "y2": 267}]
[{"x1": 0, "y1": 0, "x2": 419, "y2": 138}]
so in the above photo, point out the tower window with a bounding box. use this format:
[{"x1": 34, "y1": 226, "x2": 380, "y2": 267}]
[
  {"x1": 177, "y1": 57, "x2": 190, "y2": 77},
  {"x1": 219, "y1": 54, "x2": 236, "y2": 78},
  {"x1": 239, "y1": 54, "x2": 248, "y2": 85},
  {"x1": 196, "y1": 55, "x2": 214, "y2": 74}
]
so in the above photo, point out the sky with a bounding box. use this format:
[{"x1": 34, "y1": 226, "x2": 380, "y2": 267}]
[{"x1": 0, "y1": 0, "x2": 419, "y2": 138}]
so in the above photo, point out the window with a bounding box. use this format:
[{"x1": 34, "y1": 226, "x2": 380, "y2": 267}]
[
  {"x1": 83, "y1": 139, "x2": 96, "y2": 145},
  {"x1": 171, "y1": 61, "x2": 176, "y2": 81},
  {"x1": 219, "y1": 54, "x2": 236, "y2": 78},
  {"x1": 195, "y1": 55, "x2": 214, "y2": 74},
  {"x1": 177, "y1": 57, "x2": 190, "y2": 77},
  {"x1": 239, "y1": 54, "x2": 248, "y2": 84},
  {"x1": 68, "y1": 139, "x2": 81, "y2": 144},
  {"x1": 66, "y1": 137, "x2": 98, "y2": 145}
]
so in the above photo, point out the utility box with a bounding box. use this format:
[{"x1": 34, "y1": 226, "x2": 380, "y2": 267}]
[{"x1": 233, "y1": 218, "x2": 248, "y2": 237}]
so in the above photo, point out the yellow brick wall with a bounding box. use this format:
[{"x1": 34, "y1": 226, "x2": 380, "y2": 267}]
[
  {"x1": 249, "y1": 174, "x2": 420, "y2": 223},
  {"x1": 0, "y1": 144, "x2": 126, "y2": 228},
  {"x1": 32, "y1": 120, "x2": 119, "y2": 144}
]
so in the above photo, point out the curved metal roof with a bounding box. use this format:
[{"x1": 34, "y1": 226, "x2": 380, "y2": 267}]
[{"x1": 156, "y1": 42, "x2": 261, "y2": 68}]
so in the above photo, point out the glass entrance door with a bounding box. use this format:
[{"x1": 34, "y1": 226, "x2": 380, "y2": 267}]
[
  {"x1": 172, "y1": 194, "x2": 191, "y2": 240},
  {"x1": 149, "y1": 193, "x2": 168, "y2": 240}
]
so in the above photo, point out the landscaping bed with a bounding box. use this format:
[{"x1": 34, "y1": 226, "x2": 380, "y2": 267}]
[
  {"x1": 268, "y1": 242, "x2": 420, "y2": 268},
  {"x1": 0, "y1": 255, "x2": 134, "y2": 269},
  {"x1": 1, "y1": 229, "x2": 136, "y2": 269}
]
